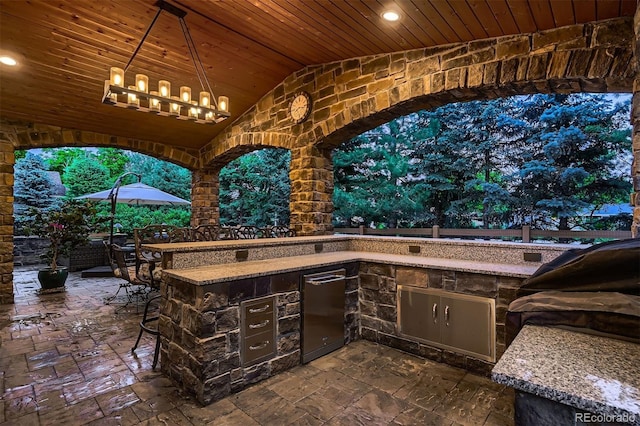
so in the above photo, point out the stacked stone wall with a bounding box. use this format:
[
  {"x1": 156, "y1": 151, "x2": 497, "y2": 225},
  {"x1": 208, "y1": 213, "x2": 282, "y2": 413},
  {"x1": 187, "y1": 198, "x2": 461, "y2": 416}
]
[
  {"x1": 13, "y1": 236, "x2": 49, "y2": 266},
  {"x1": 159, "y1": 263, "x2": 359, "y2": 405},
  {"x1": 190, "y1": 167, "x2": 221, "y2": 227},
  {"x1": 632, "y1": 5, "x2": 640, "y2": 237},
  {"x1": 358, "y1": 263, "x2": 524, "y2": 376},
  {"x1": 289, "y1": 146, "x2": 334, "y2": 235},
  {"x1": 0, "y1": 138, "x2": 13, "y2": 304},
  {"x1": 159, "y1": 274, "x2": 302, "y2": 405}
]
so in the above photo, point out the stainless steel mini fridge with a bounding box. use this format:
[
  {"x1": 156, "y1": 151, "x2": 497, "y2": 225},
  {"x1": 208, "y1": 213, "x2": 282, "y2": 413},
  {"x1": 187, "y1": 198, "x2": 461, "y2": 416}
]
[{"x1": 302, "y1": 269, "x2": 346, "y2": 363}]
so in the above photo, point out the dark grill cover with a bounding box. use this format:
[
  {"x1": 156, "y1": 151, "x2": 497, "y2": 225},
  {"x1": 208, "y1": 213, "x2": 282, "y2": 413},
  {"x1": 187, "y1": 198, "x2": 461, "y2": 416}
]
[
  {"x1": 505, "y1": 239, "x2": 640, "y2": 346},
  {"x1": 516, "y1": 238, "x2": 640, "y2": 297},
  {"x1": 505, "y1": 291, "x2": 640, "y2": 345}
]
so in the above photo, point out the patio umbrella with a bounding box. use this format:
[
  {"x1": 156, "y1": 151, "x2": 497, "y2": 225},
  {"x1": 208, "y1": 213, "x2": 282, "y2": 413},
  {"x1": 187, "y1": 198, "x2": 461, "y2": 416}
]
[
  {"x1": 76, "y1": 173, "x2": 190, "y2": 246},
  {"x1": 76, "y1": 182, "x2": 191, "y2": 206}
]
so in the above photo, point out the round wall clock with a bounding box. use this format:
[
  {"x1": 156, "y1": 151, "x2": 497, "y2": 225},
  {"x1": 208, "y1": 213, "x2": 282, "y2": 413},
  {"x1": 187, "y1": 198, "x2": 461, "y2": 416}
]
[{"x1": 289, "y1": 91, "x2": 312, "y2": 124}]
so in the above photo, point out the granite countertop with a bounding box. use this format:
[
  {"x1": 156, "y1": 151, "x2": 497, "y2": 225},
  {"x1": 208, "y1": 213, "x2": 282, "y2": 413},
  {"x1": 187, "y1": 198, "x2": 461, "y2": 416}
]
[
  {"x1": 163, "y1": 250, "x2": 538, "y2": 285},
  {"x1": 492, "y1": 325, "x2": 640, "y2": 424}
]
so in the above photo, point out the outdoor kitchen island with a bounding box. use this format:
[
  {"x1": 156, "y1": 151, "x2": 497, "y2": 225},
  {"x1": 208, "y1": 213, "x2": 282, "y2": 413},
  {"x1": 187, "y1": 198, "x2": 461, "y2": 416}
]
[{"x1": 144, "y1": 235, "x2": 570, "y2": 405}]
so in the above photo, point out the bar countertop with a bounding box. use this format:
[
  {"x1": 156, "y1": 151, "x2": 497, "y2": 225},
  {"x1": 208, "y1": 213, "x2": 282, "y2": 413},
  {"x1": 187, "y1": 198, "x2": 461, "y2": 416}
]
[
  {"x1": 162, "y1": 250, "x2": 538, "y2": 285},
  {"x1": 492, "y1": 325, "x2": 640, "y2": 425}
]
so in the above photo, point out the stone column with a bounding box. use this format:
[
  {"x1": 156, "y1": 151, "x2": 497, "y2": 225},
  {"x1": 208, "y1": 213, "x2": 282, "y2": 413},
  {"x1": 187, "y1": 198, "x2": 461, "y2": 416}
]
[
  {"x1": 0, "y1": 137, "x2": 14, "y2": 304},
  {"x1": 190, "y1": 167, "x2": 220, "y2": 227},
  {"x1": 289, "y1": 145, "x2": 334, "y2": 236},
  {"x1": 633, "y1": 4, "x2": 640, "y2": 238}
]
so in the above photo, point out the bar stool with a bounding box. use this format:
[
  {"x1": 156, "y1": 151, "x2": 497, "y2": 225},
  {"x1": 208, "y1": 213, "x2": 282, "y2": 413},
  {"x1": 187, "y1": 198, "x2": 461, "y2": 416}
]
[{"x1": 131, "y1": 294, "x2": 161, "y2": 369}]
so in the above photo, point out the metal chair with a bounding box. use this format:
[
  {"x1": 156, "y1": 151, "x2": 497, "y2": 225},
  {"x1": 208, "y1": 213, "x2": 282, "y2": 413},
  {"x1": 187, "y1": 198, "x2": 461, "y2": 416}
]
[
  {"x1": 133, "y1": 224, "x2": 174, "y2": 274},
  {"x1": 133, "y1": 224, "x2": 189, "y2": 286},
  {"x1": 131, "y1": 294, "x2": 161, "y2": 370},
  {"x1": 236, "y1": 225, "x2": 260, "y2": 239},
  {"x1": 191, "y1": 224, "x2": 221, "y2": 241},
  {"x1": 104, "y1": 242, "x2": 151, "y2": 308},
  {"x1": 264, "y1": 225, "x2": 296, "y2": 238}
]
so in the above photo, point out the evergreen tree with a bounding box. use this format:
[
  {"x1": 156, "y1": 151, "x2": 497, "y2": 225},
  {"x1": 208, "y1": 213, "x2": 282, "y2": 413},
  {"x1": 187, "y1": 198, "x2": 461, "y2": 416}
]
[
  {"x1": 44, "y1": 148, "x2": 86, "y2": 179},
  {"x1": 14, "y1": 152, "x2": 57, "y2": 232},
  {"x1": 410, "y1": 103, "x2": 487, "y2": 227},
  {"x1": 219, "y1": 149, "x2": 290, "y2": 226},
  {"x1": 64, "y1": 156, "x2": 111, "y2": 198},
  {"x1": 333, "y1": 94, "x2": 631, "y2": 231},
  {"x1": 125, "y1": 152, "x2": 191, "y2": 200},
  {"x1": 96, "y1": 148, "x2": 129, "y2": 181},
  {"x1": 334, "y1": 118, "x2": 428, "y2": 227},
  {"x1": 506, "y1": 94, "x2": 631, "y2": 230}
]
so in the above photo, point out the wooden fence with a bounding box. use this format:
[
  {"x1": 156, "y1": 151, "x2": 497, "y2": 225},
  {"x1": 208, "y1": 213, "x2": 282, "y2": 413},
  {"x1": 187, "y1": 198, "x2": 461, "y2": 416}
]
[{"x1": 333, "y1": 225, "x2": 631, "y2": 243}]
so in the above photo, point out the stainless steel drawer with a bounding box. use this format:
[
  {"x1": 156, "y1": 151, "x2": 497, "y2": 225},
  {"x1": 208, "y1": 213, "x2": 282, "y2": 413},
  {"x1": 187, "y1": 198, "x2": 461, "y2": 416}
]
[
  {"x1": 243, "y1": 297, "x2": 273, "y2": 320},
  {"x1": 244, "y1": 311, "x2": 273, "y2": 338},
  {"x1": 241, "y1": 295, "x2": 276, "y2": 366},
  {"x1": 243, "y1": 330, "x2": 275, "y2": 365}
]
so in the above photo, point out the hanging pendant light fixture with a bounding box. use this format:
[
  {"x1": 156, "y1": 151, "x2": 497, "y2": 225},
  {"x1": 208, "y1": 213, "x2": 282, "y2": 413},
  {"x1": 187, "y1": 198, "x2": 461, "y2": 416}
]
[{"x1": 102, "y1": 0, "x2": 230, "y2": 124}]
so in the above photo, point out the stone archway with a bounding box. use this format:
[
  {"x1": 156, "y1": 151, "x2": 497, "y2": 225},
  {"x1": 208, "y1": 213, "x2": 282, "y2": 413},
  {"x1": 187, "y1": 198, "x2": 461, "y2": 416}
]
[
  {"x1": 192, "y1": 135, "x2": 294, "y2": 227},
  {"x1": 200, "y1": 17, "x2": 636, "y2": 235},
  {"x1": 2, "y1": 123, "x2": 200, "y2": 169},
  {"x1": 0, "y1": 122, "x2": 201, "y2": 303}
]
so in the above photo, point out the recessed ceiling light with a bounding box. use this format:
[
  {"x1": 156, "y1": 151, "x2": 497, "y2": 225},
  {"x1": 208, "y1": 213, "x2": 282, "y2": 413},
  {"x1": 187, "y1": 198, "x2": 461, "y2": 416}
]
[
  {"x1": 381, "y1": 10, "x2": 400, "y2": 22},
  {"x1": 0, "y1": 56, "x2": 17, "y2": 66}
]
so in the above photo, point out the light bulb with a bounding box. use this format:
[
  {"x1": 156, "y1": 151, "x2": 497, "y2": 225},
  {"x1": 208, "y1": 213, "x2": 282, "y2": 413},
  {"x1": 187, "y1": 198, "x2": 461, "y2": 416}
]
[
  {"x1": 218, "y1": 96, "x2": 228, "y2": 112},
  {"x1": 135, "y1": 74, "x2": 148, "y2": 93},
  {"x1": 381, "y1": 10, "x2": 400, "y2": 21},
  {"x1": 0, "y1": 56, "x2": 17, "y2": 66},
  {"x1": 149, "y1": 91, "x2": 161, "y2": 112},
  {"x1": 188, "y1": 100, "x2": 198, "y2": 119},
  {"x1": 180, "y1": 86, "x2": 191, "y2": 103},
  {"x1": 159, "y1": 80, "x2": 171, "y2": 97},
  {"x1": 170, "y1": 96, "x2": 180, "y2": 115},
  {"x1": 127, "y1": 86, "x2": 139, "y2": 107},
  {"x1": 110, "y1": 67, "x2": 124, "y2": 87},
  {"x1": 199, "y1": 91, "x2": 210, "y2": 107}
]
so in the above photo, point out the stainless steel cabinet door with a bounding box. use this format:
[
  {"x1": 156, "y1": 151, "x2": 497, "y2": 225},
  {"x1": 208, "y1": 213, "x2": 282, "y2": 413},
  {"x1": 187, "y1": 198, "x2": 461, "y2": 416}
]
[
  {"x1": 440, "y1": 294, "x2": 494, "y2": 360},
  {"x1": 398, "y1": 287, "x2": 440, "y2": 343},
  {"x1": 397, "y1": 286, "x2": 495, "y2": 362}
]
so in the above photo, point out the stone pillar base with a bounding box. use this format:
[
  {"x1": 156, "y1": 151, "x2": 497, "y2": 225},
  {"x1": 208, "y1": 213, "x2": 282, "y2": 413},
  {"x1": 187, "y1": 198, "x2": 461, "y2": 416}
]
[
  {"x1": 0, "y1": 139, "x2": 14, "y2": 304},
  {"x1": 191, "y1": 167, "x2": 220, "y2": 227},
  {"x1": 289, "y1": 146, "x2": 334, "y2": 236}
]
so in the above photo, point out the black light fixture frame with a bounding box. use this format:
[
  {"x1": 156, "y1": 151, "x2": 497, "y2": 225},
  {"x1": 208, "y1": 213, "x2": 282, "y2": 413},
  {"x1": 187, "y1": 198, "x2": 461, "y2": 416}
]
[{"x1": 102, "y1": 0, "x2": 230, "y2": 123}]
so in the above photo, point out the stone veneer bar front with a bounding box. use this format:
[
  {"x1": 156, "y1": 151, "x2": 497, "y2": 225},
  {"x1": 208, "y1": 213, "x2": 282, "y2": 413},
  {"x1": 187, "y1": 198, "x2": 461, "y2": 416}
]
[{"x1": 145, "y1": 235, "x2": 574, "y2": 405}]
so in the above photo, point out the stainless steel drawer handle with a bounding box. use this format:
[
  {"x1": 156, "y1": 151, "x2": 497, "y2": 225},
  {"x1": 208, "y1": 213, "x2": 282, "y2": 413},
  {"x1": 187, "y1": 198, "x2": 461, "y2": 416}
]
[
  {"x1": 248, "y1": 320, "x2": 270, "y2": 329},
  {"x1": 444, "y1": 305, "x2": 450, "y2": 326},
  {"x1": 432, "y1": 303, "x2": 438, "y2": 323},
  {"x1": 308, "y1": 275, "x2": 345, "y2": 285},
  {"x1": 249, "y1": 304, "x2": 270, "y2": 313},
  {"x1": 249, "y1": 341, "x2": 270, "y2": 351}
]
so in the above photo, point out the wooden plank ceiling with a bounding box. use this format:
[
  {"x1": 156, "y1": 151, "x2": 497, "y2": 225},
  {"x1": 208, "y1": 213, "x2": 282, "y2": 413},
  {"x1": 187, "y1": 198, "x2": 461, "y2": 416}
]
[{"x1": 0, "y1": 0, "x2": 635, "y2": 152}]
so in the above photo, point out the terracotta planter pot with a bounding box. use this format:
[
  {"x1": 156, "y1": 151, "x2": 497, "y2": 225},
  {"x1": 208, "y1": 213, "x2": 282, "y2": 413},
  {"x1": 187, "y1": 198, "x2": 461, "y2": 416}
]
[{"x1": 37, "y1": 267, "x2": 69, "y2": 289}]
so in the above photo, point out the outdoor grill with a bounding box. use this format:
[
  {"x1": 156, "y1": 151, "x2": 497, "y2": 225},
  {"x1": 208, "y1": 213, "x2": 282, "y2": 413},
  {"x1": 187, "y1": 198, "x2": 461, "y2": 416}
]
[{"x1": 505, "y1": 238, "x2": 640, "y2": 346}]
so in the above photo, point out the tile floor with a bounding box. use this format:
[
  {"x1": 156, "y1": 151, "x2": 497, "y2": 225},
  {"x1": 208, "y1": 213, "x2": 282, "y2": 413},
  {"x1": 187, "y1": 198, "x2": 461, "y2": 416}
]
[{"x1": 0, "y1": 266, "x2": 515, "y2": 425}]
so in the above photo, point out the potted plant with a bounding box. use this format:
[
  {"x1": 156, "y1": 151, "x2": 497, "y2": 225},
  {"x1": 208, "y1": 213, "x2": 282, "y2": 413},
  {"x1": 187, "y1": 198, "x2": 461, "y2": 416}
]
[{"x1": 24, "y1": 200, "x2": 103, "y2": 289}]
